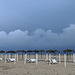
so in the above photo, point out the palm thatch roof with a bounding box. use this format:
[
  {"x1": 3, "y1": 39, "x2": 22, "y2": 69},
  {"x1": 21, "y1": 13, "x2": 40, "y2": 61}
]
[
  {"x1": 32, "y1": 49, "x2": 39, "y2": 52},
  {"x1": 16, "y1": 50, "x2": 26, "y2": 52},
  {"x1": 0, "y1": 50, "x2": 5, "y2": 53},
  {"x1": 6, "y1": 50, "x2": 16, "y2": 53},
  {"x1": 63, "y1": 49, "x2": 73, "y2": 60},
  {"x1": 63, "y1": 49, "x2": 73, "y2": 52}
]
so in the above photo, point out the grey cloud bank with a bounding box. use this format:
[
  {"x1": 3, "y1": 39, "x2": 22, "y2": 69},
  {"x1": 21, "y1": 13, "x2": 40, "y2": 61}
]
[
  {"x1": 0, "y1": 0, "x2": 75, "y2": 33},
  {"x1": 0, "y1": 24, "x2": 75, "y2": 51}
]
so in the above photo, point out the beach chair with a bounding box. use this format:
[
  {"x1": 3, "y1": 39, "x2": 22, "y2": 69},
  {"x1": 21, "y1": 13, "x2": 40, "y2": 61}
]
[
  {"x1": 6, "y1": 58, "x2": 16, "y2": 62},
  {"x1": 26, "y1": 58, "x2": 30, "y2": 62},
  {"x1": 29, "y1": 58, "x2": 36, "y2": 63},
  {"x1": 0, "y1": 58, "x2": 2, "y2": 61},
  {"x1": 73, "y1": 60, "x2": 75, "y2": 64},
  {"x1": 45, "y1": 59, "x2": 52, "y2": 63},
  {"x1": 51, "y1": 59, "x2": 57, "y2": 64}
]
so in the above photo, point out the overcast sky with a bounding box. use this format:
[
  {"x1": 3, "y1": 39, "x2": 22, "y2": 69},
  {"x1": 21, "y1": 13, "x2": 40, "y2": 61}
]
[{"x1": 0, "y1": 0, "x2": 75, "y2": 51}]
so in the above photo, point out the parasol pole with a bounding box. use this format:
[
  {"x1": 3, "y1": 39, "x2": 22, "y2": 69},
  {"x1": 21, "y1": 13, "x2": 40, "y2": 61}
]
[
  {"x1": 24, "y1": 52, "x2": 27, "y2": 64},
  {"x1": 73, "y1": 51, "x2": 75, "y2": 63},
  {"x1": 59, "y1": 51, "x2": 61, "y2": 64},
  {"x1": 5, "y1": 52, "x2": 7, "y2": 63},
  {"x1": 9, "y1": 53, "x2": 10, "y2": 59},
  {"x1": 14, "y1": 53, "x2": 16, "y2": 64},
  {"x1": 64, "y1": 52, "x2": 66, "y2": 67},
  {"x1": 46, "y1": 52, "x2": 48, "y2": 59},
  {"x1": 17, "y1": 53, "x2": 18, "y2": 62},
  {"x1": 49, "y1": 52, "x2": 51, "y2": 65},
  {"x1": 1, "y1": 54, "x2": 3, "y2": 58},
  {"x1": 36, "y1": 52, "x2": 38, "y2": 65}
]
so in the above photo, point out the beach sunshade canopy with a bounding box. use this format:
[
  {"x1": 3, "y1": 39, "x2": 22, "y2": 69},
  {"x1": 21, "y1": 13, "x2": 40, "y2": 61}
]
[
  {"x1": 46, "y1": 50, "x2": 58, "y2": 53},
  {"x1": 63, "y1": 49, "x2": 73, "y2": 52},
  {"x1": 16, "y1": 50, "x2": 26, "y2": 59},
  {"x1": 46, "y1": 49, "x2": 52, "y2": 52},
  {"x1": 6, "y1": 50, "x2": 16, "y2": 58},
  {"x1": 16, "y1": 50, "x2": 26, "y2": 52},
  {"x1": 0, "y1": 50, "x2": 5, "y2": 53},
  {"x1": 6, "y1": 50, "x2": 16, "y2": 53},
  {"x1": 51, "y1": 50, "x2": 58, "y2": 53},
  {"x1": 32, "y1": 50, "x2": 39, "y2": 59},
  {"x1": 27, "y1": 50, "x2": 33, "y2": 52},
  {"x1": 39, "y1": 50, "x2": 45, "y2": 58},
  {"x1": 63, "y1": 49, "x2": 73, "y2": 60},
  {"x1": 27, "y1": 50, "x2": 33, "y2": 58},
  {"x1": 51, "y1": 50, "x2": 58, "y2": 55},
  {"x1": 39, "y1": 50, "x2": 45, "y2": 52},
  {"x1": 32, "y1": 50, "x2": 39, "y2": 52}
]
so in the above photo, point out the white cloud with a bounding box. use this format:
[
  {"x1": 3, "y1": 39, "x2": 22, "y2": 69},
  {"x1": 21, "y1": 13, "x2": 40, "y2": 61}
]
[{"x1": 0, "y1": 24, "x2": 75, "y2": 50}]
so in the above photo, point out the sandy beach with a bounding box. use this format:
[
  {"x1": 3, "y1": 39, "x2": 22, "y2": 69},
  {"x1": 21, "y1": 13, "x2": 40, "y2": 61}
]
[{"x1": 0, "y1": 55, "x2": 75, "y2": 75}]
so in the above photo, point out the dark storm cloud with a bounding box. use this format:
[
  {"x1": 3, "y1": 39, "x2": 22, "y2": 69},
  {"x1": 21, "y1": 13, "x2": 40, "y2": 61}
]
[
  {"x1": 0, "y1": 24, "x2": 75, "y2": 50},
  {"x1": 0, "y1": 0, "x2": 75, "y2": 33},
  {"x1": 0, "y1": 0, "x2": 75, "y2": 50}
]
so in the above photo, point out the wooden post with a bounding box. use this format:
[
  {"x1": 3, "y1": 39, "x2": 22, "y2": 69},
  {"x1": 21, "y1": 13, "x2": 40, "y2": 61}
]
[
  {"x1": 49, "y1": 52, "x2": 51, "y2": 65},
  {"x1": 36, "y1": 52, "x2": 38, "y2": 65},
  {"x1": 17, "y1": 53, "x2": 18, "y2": 62},
  {"x1": 14, "y1": 54, "x2": 16, "y2": 64},
  {"x1": 5, "y1": 54, "x2": 7, "y2": 63},
  {"x1": 59, "y1": 52, "x2": 61, "y2": 64},
  {"x1": 73, "y1": 52, "x2": 75, "y2": 63},
  {"x1": 9, "y1": 54, "x2": 10, "y2": 59},
  {"x1": 64, "y1": 53, "x2": 66, "y2": 67},
  {"x1": 24, "y1": 53, "x2": 27, "y2": 64}
]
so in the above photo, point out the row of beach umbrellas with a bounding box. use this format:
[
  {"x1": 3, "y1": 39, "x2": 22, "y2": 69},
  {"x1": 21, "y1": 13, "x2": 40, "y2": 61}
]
[{"x1": 0, "y1": 49, "x2": 74, "y2": 59}]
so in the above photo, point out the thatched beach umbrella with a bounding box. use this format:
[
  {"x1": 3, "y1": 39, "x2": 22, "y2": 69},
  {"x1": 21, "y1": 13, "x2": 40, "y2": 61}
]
[
  {"x1": 0, "y1": 50, "x2": 5, "y2": 53},
  {"x1": 32, "y1": 49, "x2": 39, "y2": 58},
  {"x1": 51, "y1": 50, "x2": 58, "y2": 55},
  {"x1": 6, "y1": 50, "x2": 16, "y2": 53},
  {"x1": 32, "y1": 49, "x2": 39, "y2": 65},
  {"x1": 16, "y1": 50, "x2": 26, "y2": 59},
  {"x1": 46, "y1": 49, "x2": 52, "y2": 56},
  {"x1": 46, "y1": 50, "x2": 52, "y2": 57},
  {"x1": 6, "y1": 50, "x2": 16, "y2": 58},
  {"x1": 39, "y1": 50, "x2": 45, "y2": 58},
  {"x1": 5, "y1": 50, "x2": 16, "y2": 64},
  {"x1": 0, "y1": 50, "x2": 5, "y2": 58},
  {"x1": 46, "y1": 49, "x2": 52, "y2": 65},
  {"x1": 27, "y1": 50, "x2": 32, "y2": 58},
  {"x1": 33, "y1": 50, "x2": 39, "y2": 52},
  {"x1": 46, "y1": 49, "x2": 52, "y2": 52},
  {"x1": 63, "y1": 49, "x2": 73, "y2": 60}
]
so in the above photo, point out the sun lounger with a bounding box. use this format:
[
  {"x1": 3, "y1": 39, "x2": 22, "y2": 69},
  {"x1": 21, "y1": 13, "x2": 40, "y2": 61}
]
[
  {"x1": 74, "y1": 60, "x2": 75, "y2": 64},
  {"x1": 0, "y1": 58, "x2": 2, "y2": 61},
  {"x1": 45, "y1": 59, "x2": 57, "y2": 64},
  {"x1": 26, "y1": 58, "x2": 30, "y2": 61},
  {"x1": 45, "y1": 59, "x2": 52, "y2": 63},
  {"x1": 51, "y1": 59, "x2": 57, "y2": 64},
  {"x1": 51, "y1": 56, "x2": 57, "y2": 59},
  {"x1": 6, "y1": 58, "x2": 16, "y2": 62},
  {"x1": 28, "y1": 58, "x2": 36, "y2": 63}
]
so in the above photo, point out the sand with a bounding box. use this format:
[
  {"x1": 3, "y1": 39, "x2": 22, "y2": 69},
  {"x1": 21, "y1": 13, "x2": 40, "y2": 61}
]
[{"x1": 0, "y1": 55, "x2": 75, "y2": 75}]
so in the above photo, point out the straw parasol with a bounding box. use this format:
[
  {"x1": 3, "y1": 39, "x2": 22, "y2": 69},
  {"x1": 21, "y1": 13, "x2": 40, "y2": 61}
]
[
  {"x1": 6, "y1": 50, "x2": 16, "y2": 58},
  {"x1": 0, "y1": 50, "x2": 5, "y2": 53},
  {"x1": 32, "y1": 49, "x2": 39, "y2": 58},
  {"x1": 33, "y1": 49, "x2": 39, "y2": 52},
  {"x1": 16, "y1": 50, "x2": 26, "y2": 59},
  {"x1": 27, "y1": 50, "x2": 33, "y2": 58},
  {"x1": 63, "y1": 49, "x2": 73, "y2": 60},
  {"x1": 0, "y1": 50, "x2": 5, "y2": 58},
  {"x1": 39, "y1": 50, "x2": 45, "y2": 58},
  {"x1": 6, "y1": 50, "x2": 16, "y2": 53},
  {"x1": 51, "y1": 50, "x2": 58, "y2": 55},
  {"x1": 46, "y1": 49, "x2": 52, "y2": 53}
]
